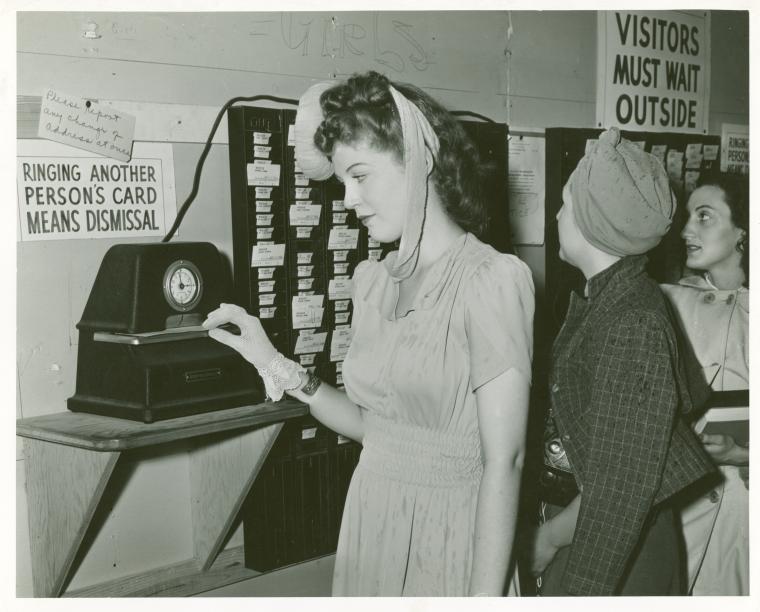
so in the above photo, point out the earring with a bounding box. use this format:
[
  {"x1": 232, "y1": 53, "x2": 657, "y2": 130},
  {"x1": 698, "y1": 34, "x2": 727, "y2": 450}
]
[{"x1": 736, "y1": 236, "x2": 747, "y2": 254}]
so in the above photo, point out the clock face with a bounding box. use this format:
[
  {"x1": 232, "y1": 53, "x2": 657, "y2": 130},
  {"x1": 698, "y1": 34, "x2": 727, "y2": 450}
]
[{"x1": 163, "y1": 260, "x2": 203, "y2": 312}]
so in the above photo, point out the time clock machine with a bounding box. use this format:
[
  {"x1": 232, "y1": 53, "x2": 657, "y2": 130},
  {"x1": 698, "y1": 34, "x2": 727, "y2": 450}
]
[{"x1": 67, "y1": 242, "x2": 264, "y2": 423}]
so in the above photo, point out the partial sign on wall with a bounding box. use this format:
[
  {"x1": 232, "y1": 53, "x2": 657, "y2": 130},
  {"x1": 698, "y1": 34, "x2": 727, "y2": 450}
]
[
  {"x1": 720, "y1": 124, "x2": 749, "y2": 175},
  {"x1": 596, "y1": 11, "x2": 711, "y2": 133},
  {"x1": 17, "y1": 140, "x2": 177, "y2": 242}
]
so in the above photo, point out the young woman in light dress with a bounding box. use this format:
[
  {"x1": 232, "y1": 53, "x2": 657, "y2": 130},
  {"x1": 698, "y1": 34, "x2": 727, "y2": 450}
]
[{"x1": 204, "y1": 71, "x2": 535, "y2": 596}]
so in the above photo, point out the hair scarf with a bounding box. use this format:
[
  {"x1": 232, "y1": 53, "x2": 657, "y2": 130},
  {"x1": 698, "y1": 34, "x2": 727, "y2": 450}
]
[{"x1": 293, "y1": 81, "x2": 440, "y2": 281}]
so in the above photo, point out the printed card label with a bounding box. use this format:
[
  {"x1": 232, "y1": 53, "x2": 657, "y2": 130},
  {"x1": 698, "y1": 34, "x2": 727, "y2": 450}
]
[
  {"x1": 251, "y1": 244, "x2": 285, "y2": 267},
  {"x1": 247, "y1": 160, "x2": 281, "y2": 186},
  {"x1": 256, "y1": 201, "x2": 273, "y2": 213},
  {"x1": 297, "y1": 265, "x2": 314, "y2": 277},
  {"x1": 685, "y1": 170, "x2": 701, "y2": 192},
  {"x1": 334, "y1": 299, "x2": 349, "y2": 311},
  {"x1": 329, "y1": 276, "x2": 352, "y2": 300},
  {"x1": 289, "y1": 203, "x2": 322, "y2": 226},
  {"x1": 332, "y1": 200, "x2": 346, "y2": 211},
  {"x1": 296, "y1": 226, "x2": 314, "y2": 239},
  {"x1": 257, "y1": 267, "x2": 275, "y2": 279},
  {"x1": 332, "y1": 212, "x2": 348, "y2": 225},
  {"x1": 650, "y1": 145, "x2": 668, "y2": 163},
  {"x1": 328, "y1": 227, "x2": 359, "y2": 250},
  {"x1": 256, "y1": 227, "x2": 274, "y2": 240},
  {"x1": 295, "y1": 187, "x2": 313, "y2": 199},
  {"x1": 253, "y1": 132, "x2": 272, "y2": 145},
  {"x1": 703, "y1": 144, "x2": 719, "y2": 161},
  {"x1": 255, "y1": 214, "x2": 273, "y2": 226},
  {"x1": 294, "y1": 330, "x2": 327, "y2": 354},
  {"x1": 297, "y1": 252, "x2": 314, "y2": 264},
  {"x1": 292, "y1": 294, "x2": 325, "y2": 329},
  {"x1": 298, "y1": 278, "x2": 315, "y2": 290},
  {"x1": 253, "y1": 145, "x2": 271, "y2": 159},
  {"x1": 685, "y1": 143, "x2": 704, "y2": 169},
  {"x1": 258, "y1": 280, "x2": 275, "y2": 293},
  {"x1": 259, "y1": 306, "x2": 277, "y2": 319},
  {"x1": 259, "y1": 293, "x2": 276, "y2": 306},
  {"x1": 255, "y1": 187, "x2": 273, "y2": 198},
  {"x1": 330, "y1": 327, "x2": 353, "y2": 361}
]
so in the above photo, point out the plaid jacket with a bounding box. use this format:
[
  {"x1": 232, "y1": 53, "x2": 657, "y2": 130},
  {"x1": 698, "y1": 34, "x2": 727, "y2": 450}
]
[{"x1": 549, "y1": 256, "x2": 715, "y2": 596}]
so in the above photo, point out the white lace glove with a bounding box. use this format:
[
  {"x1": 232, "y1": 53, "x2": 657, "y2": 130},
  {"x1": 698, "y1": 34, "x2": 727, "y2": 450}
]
[{"x1": 203, "y1": 303, "x2": 304, "y2": 401}]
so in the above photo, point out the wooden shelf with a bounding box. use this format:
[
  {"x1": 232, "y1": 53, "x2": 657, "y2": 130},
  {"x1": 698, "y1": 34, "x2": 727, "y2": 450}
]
[
  {"x1": 17, "y1": 399, "x2": 307, "y2": 451},
  {"x1": 17, "y1": 401, "x2": 308, "y2": 597}
]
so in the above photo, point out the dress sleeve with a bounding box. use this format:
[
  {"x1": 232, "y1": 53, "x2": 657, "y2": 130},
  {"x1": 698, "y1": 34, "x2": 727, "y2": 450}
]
[{"x1": 464, "y1": 254, "x2": 535, "y2": 390}]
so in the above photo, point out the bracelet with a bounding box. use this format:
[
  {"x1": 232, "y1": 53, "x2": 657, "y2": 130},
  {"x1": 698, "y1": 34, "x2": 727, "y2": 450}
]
[{"x1": 299, "y1": 371, "x2": 323, "y2": 396}]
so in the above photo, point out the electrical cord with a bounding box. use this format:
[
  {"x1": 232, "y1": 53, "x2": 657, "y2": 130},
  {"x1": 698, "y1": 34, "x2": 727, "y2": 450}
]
[
  {"x1": 162, "y1": 94, "x2": 298, "y2": 242},
  {"x1": 162, "y1": 96, "x2": 496, "y2": 242},
  {"x1": 451, "y1": 110, "x2": 496, "y2": 123}
]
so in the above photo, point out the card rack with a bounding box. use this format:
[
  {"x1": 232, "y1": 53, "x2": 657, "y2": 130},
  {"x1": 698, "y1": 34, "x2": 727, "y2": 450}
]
[{"x1": 228, "y1": 106, "x2": 371, "y2": 388}]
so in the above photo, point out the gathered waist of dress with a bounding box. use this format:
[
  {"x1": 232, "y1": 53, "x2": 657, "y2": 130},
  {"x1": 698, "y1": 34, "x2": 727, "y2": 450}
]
[{"x1": 359, "y1": 413, "x2": 483, "y2": 487}]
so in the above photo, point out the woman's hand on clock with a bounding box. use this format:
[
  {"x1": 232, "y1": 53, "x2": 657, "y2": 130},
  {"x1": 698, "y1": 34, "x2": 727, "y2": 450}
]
[{"x1": 203, "y1": 303, "x2": 278, "y2": 370}]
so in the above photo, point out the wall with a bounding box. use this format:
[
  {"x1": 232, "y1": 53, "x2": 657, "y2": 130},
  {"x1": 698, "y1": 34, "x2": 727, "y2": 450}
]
[{"x1": 16, "y1": 10, "x2": 749, "y2": 596}]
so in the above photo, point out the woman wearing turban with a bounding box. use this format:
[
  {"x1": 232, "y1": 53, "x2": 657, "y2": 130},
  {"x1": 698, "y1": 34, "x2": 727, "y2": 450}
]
[
  {"x1": 529, "y1": 128, "x2": 715, "y2": 595},
  {"x1": 204, "y1": 71, "x2": 535, "y2": 596}
]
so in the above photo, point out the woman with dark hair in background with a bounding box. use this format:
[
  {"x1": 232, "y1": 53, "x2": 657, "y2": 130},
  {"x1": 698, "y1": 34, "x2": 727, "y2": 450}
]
[
  {"x1": 661, "y1": 173, "x2": 749, "y2": 595},
  {"x1": 204, "y1": 71, "x2": 534, "y2": 596}
]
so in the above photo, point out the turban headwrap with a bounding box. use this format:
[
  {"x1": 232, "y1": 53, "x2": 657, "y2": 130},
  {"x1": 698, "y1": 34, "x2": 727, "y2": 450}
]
[{"x1": 569, "y1": 127, "x2": 675, "y2": 256}]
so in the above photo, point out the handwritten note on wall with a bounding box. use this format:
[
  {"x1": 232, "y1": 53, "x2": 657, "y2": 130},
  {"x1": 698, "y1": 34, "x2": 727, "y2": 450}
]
[{"x1": 37, "y1": 89, "x2": 136, "y2": 162}]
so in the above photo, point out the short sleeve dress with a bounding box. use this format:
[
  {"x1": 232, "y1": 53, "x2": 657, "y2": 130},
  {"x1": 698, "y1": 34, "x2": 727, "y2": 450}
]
[{"x1": 334, "y1": 232, "x2": 535, "y2": 596}]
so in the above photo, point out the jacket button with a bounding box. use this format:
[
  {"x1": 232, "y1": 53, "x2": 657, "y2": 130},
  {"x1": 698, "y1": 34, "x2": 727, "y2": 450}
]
[
  {"x1": 704, "y1": 293, "x2": 715, "y2": 304},
  {"x1": 551, "y1": 384, "x2": 560, "y2": 393},
  {"x1": 726, "y1": 294, "x2": 735, "y2": 304},
  {"x1": 709, "y1": 490, "x2": 720, "y2": 503}
]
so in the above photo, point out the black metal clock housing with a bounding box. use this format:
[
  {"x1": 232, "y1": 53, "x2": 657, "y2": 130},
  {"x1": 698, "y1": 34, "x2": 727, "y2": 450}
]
[{"x1": 77, "y1": 242, "x2": 231, "y2": 334}]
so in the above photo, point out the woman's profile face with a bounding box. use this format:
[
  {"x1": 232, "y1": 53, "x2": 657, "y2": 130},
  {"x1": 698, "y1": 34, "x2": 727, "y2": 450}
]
[
  {"x1": 332, "y1": 139, "x2": 408, "y2": 244},
  {"x1": 681, "y1": 185, "x2": 744, "y2": 274},
  {"x1": 556, "y1": 183, "x2": 586, "y2": 267}
]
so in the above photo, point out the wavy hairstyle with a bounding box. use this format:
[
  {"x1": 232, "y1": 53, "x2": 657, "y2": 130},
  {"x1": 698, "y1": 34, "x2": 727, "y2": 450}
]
[
  {"x1": 695, "y1": 172, "x2": 749, "y2": 286},
  {"x1": 313, "y1": 71, "x2": 488, "y2": 237}
]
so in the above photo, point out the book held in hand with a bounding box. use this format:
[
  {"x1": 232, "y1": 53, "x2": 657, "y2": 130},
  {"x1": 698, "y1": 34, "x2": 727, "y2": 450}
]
[{"x1": 694, "y1": 389, "x2": 749, "y2": 447}]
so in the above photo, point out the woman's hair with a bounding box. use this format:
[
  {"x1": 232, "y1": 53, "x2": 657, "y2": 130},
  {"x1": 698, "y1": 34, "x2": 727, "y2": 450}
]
[
  {"x1": 695, "y1": 172, "x2": 749, "y2": 285},
  {"x1": 313, "y1": 71, "x2": 488, "y2": 237}
]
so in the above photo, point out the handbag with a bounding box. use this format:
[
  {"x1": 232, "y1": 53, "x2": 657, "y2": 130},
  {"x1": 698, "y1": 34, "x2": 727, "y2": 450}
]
[{"x1": 536, "y1": 412, "x2": 579, "y2": 507}]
